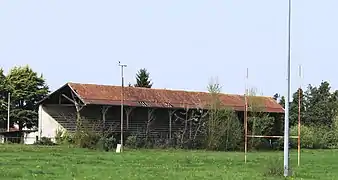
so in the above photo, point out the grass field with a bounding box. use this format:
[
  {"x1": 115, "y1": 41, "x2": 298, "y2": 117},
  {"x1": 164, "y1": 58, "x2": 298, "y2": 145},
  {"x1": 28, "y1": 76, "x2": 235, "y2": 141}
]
[{"x1": 0, "y1": 145, "x2": 337, "y2": 180}]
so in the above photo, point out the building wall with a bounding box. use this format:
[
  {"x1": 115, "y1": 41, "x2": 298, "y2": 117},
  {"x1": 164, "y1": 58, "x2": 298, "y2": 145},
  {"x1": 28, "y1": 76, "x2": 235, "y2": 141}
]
[
  {"x1": 39, "y1": 104, "x2": 183, "y2": 138},
  {"x1": 38, "y1": 105, "x2": 66, "y2": 142},
  {"x1": 23, "y1": 132, "x2": 38, "y2": 144}
]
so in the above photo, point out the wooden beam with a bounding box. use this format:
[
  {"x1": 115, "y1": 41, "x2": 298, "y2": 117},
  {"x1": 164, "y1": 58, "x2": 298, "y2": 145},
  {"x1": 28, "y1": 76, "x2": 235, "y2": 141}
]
[
  {"x1": 62, "y1": 94, "x2": 76, "y2": 105},
  {"x1": 101, "y1": 106, "x2": 111, "y2": 131},
  {"x1": 124, "y1": 107, "x2": 135, "y2": 130},
  {"x1": 45, "y1": 104, "x2": 76, "y2": 107},
  {"x1": 247, "y1": 135, "x2": 298, "y2": 139},
  {"x1": 168, "y1": 109, "x2": 177, "y2": 140}
]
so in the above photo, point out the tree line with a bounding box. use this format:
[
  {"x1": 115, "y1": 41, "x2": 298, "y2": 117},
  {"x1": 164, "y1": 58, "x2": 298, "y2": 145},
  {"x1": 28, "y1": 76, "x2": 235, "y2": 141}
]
[
  {"x1": 273, "y1": 81, "x2": 338, "y2": 149},
  {"x1": 273, "y1": 81, "x2": 338, "y2": 128}
]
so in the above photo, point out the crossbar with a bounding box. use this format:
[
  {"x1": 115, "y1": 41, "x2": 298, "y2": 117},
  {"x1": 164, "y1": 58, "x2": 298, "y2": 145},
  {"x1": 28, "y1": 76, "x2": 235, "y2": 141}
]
[{"x1": 247, "y1": 135, "x2": 298, "y2": 139}]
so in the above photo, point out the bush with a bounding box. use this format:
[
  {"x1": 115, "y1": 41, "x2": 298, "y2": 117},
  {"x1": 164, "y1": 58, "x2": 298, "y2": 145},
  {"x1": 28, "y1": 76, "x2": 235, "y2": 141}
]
[
  {"x1": 290, "y1": 125, "x2": 338, "y2": 149},
  {"x1": 204, "y1": 108, "x2": 243, "y2": 151},
  {"x1": 126, "y1": 135, "x2": 138, "y2": 148},
  {"x1": 181, "y1": 139, "x2": 203, "y2": 149},
  {"x1": 74, "y1": 131, "x2": 100, "y2": 149},
  {"x1": 55, "y1": 131, "x2": 75, "y2": 145},
  {"x1": 34, "y1": 137, "x2": 55, "y2": 146},
  {"x1": 96, "y1": 136, "x2": 117, "y2": 151}
]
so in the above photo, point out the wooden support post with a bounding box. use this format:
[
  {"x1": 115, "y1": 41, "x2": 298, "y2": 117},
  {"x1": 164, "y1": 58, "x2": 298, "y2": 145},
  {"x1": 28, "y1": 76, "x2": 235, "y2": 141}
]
[
  {"x1": 125, "y1": 107, "x2": 134, "y2": 130},
  {"x1": 62, "y1": 92, "x2": 85, "y2": 130},
  {"x1": 168, "y1": 109, "x2": 176, "y2": 140},
  {"x1": 101, "y1": 106, "x2": 110, "y2": 132}
]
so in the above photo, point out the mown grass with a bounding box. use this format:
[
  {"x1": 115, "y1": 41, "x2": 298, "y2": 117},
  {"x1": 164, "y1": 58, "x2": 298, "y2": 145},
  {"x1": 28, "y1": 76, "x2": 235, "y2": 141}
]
[{"x1": 0, "y1": 144, "x2": 337, "y2": 180}]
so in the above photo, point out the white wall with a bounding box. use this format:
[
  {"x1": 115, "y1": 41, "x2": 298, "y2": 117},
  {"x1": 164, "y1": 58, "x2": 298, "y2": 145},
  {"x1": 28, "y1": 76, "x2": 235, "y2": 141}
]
[
  {"x1": 23, "y1": 132, "x2": 38, "y2": 144},
  {"x1": 38, "y1": 105, "x2": 66, "y2": 142}
]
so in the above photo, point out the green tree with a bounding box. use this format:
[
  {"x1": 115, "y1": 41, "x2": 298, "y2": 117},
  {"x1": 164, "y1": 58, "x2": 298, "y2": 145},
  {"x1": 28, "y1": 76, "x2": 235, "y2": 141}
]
[
  {"x1": 134, "y1": 68, "x2": 153, "y2": 88},
  {"x1": 204, "y1": 78, "x2": 242, "y2": 150},
  {"x1": 6, "y1": 66, "x2": 49, "y2": 134},
  {"x1": 0, "y1": 68, "x2": 7, "y2": 129},
  {"x1": 289, "y1": 88, "x2": 305, "y2": 126},
  {"x1": 304, "y1": 81, "x2": 337, "y2": 127},
  {"x1": 279, "y1": 96, "x2": 285, "y2": 108}
]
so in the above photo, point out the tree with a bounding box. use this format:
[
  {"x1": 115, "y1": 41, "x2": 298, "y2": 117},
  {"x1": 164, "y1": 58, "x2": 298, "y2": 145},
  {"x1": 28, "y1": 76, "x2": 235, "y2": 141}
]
[
  {"x1": 279, "y1": 96, "x2": 285, "y2": 109},
  {"x1": 134, "y1": 68, "x2": 153, "y2": 88},
  {"x1": 204, "y1": 77, "x2": 242, "y2": 150},
  {"x1": 6, "y1": 66, "x2": 49, "y2": 134},
  {"x1": 304, "y1": 81, "x2": 337, "y2": 127},
  {"x1": 0, "y1": 68, "x2": 7, "y2": 129},
  {"x1": 289, "y1": 88, "x2": 305, "y2": 126}
]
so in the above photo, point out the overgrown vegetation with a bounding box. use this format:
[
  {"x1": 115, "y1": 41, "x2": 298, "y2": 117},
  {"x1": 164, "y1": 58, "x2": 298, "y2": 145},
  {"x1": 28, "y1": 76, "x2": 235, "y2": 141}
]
[
  {"x1": 54, "y1": 118, "x2": 117, "y2": 151},
  {"x1": 204, "y1": 78, "x2": 243, "y2": 151},
  {"x1": 34, "y1": 137, "x2": 55, "y2": 146}
]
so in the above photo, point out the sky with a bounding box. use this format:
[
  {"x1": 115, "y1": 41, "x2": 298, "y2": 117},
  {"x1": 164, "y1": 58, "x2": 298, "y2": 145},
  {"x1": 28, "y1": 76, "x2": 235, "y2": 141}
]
[{"x1": 0, "y1": 0, "x2": 337, "y2": 97}]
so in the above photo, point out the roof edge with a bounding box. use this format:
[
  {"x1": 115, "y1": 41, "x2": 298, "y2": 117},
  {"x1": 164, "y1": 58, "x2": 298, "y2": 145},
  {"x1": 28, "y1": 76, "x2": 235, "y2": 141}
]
[{"x1": 37, "y1": 83, "x2": 86, "y2": 106}]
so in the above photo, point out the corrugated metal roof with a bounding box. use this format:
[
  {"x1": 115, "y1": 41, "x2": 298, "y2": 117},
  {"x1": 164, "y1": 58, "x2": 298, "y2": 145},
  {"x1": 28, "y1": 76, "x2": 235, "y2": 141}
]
[{"x1": 68, "y1": 83, "x2": 284, "y2": 113}]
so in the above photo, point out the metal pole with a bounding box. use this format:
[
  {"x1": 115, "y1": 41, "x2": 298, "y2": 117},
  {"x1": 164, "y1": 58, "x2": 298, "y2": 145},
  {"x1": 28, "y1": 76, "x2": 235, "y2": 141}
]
[
  {"x1": 7, "y1": 92, "x2": 10, "y2": 132},
  {"x1": 284, "y1": 0, "x2": 292, "y2": 177},
  {"x1": 298, "y1": 65, "x2": 302, "y2": 167},
  {"x1": 244, "y1": 68, "x2": 248, "y2": 163},
  {"x1": 119, "y1": 61, "x2": 127, "y2": 152}
]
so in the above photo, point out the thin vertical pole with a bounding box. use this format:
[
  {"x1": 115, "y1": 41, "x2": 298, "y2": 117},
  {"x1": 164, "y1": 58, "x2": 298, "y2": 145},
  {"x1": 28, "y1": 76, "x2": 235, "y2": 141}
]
[
  {"x1": 119, "y1": 62, "x2": 127, "y2": 152},
  {"x1": 284, "y1": 0, "x2": 292, "y2": 177},
  {"x1": 7, "y1": 92, "x2": 10, "y2": 132},
  {"x1": 297, "y1": 65, "x2": 302, "y2": 166},
  {"x1": 121, "y1": 67, "x2": 124, "y2": 152},
  {"x1": 244, "y1": 68, "x2": 248, "y2": 163},
  {"x1": 169, "y1": 111, "x2": 172, "y2": 140}
]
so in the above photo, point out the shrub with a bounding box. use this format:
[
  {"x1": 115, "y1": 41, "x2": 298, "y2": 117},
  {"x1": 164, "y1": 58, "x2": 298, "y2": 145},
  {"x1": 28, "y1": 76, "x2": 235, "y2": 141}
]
[
  {"x1": 34, "y1": 137, "x2": 55, "y2": 146},
  {"x1": 248, "y1": 115, "x2": 275, "y2": 150},
  {"x1": 126, "y1": 135, "x2": 138, "y2": 148},
  {"x1": 74, "y1": 131, "x2": 100, "y2": 149},
  {"x1": 55, "y1": 130, "x2": 74, "y2": 145},
  {"x1": 204, "y1": 108, "x2": 243, "y2": 151},
  {"x1": 96, "y1": 135, "x2": 117, "y2": 151},
  {"x1": 154, "y1": 137, "x2": 171, "y2": 149},
  {"x1": 290, "y1": 125, "x2": 338, "y2": 149},
  {"x1": 181, "y1": 139, "x2": 203, "y2": 149}
]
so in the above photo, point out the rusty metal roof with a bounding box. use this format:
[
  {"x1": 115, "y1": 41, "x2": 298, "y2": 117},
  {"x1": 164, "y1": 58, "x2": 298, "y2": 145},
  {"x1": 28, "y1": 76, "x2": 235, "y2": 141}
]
[{"x1": 67, "y1": 83, "x2": 284, "y2": 113}]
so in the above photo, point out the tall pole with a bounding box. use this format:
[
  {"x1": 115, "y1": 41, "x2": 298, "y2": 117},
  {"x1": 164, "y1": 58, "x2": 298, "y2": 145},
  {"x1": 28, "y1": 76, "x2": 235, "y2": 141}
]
[
  {"x1": 244, "y1": 68, "x2": 248, "y2": 163},
  {"x1": 7, "y1": 92, "x2": 10, "y2": 132},
  {"x1": 297, "y1": 65, "x2": 302, "y2": 166},
  {"x1": 284, "y1": 0, "x2": 292, "y2": 177},
  {"x1": 119, "y1": 61, "x2": 127, "y2": 152}
]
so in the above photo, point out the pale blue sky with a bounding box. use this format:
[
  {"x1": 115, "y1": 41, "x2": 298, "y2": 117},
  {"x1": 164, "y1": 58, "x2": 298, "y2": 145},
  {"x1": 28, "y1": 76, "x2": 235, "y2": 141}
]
[{"x1": 0, "y1": 0, "x2": 337, "y2": 97}]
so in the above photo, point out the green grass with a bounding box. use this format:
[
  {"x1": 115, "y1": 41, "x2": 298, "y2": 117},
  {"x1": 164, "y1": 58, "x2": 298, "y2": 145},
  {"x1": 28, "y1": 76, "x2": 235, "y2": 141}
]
[{"x1": 0, "y1": 145, "x2": 337, "y2": 180}]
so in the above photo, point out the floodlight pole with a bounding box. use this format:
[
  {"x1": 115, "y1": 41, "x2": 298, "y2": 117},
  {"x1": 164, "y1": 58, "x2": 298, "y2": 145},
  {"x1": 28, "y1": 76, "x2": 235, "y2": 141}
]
[
  {"x1": 298, "y1": 65, "x2": 302, "y2": 167},
  {"x1": 244, "y1": 68, "x2": 248, "y2": 163},
  {"x1": 119, "y1": 61, "x2": 127, "y2": 152},
  {"x1": 7, "y1": 92, "x2": 10, "y2": 132},
  {"x1": 284, "y1": 0, "x2": 292, "y2": 177}
]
